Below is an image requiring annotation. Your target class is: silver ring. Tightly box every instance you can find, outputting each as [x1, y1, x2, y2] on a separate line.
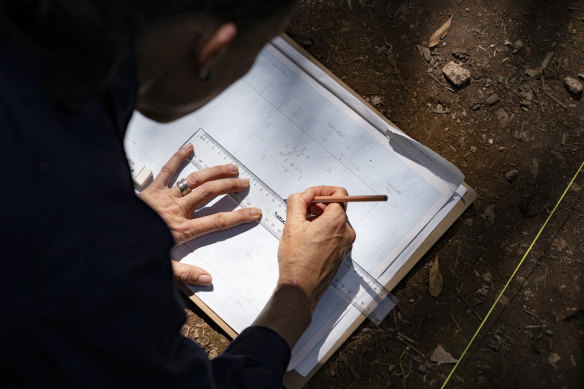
[177, 178, 191, 196]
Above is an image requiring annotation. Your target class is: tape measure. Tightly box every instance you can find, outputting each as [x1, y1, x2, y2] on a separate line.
[182, 128, 398, 325]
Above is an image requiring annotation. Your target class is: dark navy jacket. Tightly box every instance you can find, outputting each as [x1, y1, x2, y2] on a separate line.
[0, 41, 290, 388]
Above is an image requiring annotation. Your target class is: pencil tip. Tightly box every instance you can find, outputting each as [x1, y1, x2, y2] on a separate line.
[383, 195, 388, 201]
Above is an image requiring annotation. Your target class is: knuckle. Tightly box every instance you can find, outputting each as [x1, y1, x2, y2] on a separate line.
[176, 266, 192, 283]
[160, 165, 174, 175]
[213, 213, 229, 230]
[188, 172, 202, 187]
[199, 182, 212, 198]
[348, 228, 356, 244]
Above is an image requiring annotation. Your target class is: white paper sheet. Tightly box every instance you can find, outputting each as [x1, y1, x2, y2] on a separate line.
[124, 37, 464, 375]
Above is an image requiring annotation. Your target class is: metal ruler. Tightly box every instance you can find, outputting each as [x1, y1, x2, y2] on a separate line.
[182, 128, 398, 325]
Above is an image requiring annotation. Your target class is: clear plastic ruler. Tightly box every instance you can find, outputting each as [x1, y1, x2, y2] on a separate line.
[182, 128, 398, 325]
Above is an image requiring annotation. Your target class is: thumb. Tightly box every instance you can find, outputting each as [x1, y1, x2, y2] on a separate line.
[286, 188, 315, 222]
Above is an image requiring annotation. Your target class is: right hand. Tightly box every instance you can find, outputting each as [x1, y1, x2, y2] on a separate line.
[277, 186, 356, 310]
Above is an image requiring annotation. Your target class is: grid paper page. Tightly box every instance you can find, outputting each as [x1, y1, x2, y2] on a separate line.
[124, 39, 461, 373]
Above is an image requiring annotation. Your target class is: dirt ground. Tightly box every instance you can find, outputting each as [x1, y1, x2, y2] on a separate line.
[180, 0, 584, 387]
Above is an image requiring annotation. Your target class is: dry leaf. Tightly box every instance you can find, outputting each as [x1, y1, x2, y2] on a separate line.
[429, 256, 443, 297]
[431, 345, 458, 365]
[428, 15, 453, 48]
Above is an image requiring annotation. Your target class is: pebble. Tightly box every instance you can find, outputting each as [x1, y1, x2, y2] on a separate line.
[495, 108, 509, 127]
[486, 93, 500, 106]
[481, 272, 492, 283]
[418, 364, 427, 373]
[442, 61, 471, 88]
[564, 76, 583, 98]
[499, 146, 506, 152]
[477, 376, 488, 385]
[505, 169, 519, 183]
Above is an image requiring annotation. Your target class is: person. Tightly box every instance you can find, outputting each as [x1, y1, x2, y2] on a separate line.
[1, 1, 356, 388]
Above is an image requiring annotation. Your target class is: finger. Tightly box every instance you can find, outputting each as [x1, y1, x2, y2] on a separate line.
[286, 188, 315, 222]
[152, 143, 193, 189]
[309, 203, 325, 216]
[309, 185, 349, 197]
[170, 163, 239, 197]
[310, 186, 349, 216]
[179, 207, 261, 240]
[171, 260, 212, 286]
[180, 178, 250, 211]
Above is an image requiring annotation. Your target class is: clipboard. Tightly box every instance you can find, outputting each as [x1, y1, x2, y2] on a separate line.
[176, 34, 476, 388]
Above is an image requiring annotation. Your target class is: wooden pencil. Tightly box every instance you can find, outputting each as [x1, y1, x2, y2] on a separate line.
[311, 195, 388, 203]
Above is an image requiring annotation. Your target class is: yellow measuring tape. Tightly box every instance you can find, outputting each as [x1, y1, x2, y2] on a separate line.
[441, 161, 584, 388]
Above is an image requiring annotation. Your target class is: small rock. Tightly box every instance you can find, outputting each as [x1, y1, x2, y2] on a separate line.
[570, 183, 582, 192]
[422, 46, 431, 62]
[564, 77, 583, 99]
[482, 204, 496, 224]
[499, 295, 510, 306]
[442, 61, 471, 88]
[495, 108, 509, 127]
[470, 146, 477, 153]
[481, 272, 492, 283]
[471, 103, 482, 111]
[486, 93, 500, 106]
[476, 285, 489, 296]
[513, 40, 523, 54]
[524, 66, 542, 78]
[505, 169, 519, 183]
[302, 40, 312, 47]
[371, 95, 384, 106]
[477, 376, 488, 386]
[418, 364, 428, 373]
[547, 352, 561, 368]
[499, 146, 506, 152]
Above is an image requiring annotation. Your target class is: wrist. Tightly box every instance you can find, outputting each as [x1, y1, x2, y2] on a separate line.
[252, 283, 313, 349]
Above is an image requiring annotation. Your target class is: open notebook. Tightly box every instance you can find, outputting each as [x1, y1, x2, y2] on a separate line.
[125, 35, 474, 386]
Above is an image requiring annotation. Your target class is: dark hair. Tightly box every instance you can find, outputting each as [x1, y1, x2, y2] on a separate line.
[0, 0, 295, 109]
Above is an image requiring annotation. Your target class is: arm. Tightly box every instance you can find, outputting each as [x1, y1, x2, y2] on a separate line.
[254, 186, 356, 348]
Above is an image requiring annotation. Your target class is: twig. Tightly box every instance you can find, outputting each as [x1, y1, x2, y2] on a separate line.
[478, 45, 492, 58]
[450, 313, 467, 342]
[397, 331, 418, 346]
[396, 335, 425, 357]
[541, 77, 567, 110]
[458, 293, 483, 321]
[521, 308, 547, 323]
[429, 73, 455, 92]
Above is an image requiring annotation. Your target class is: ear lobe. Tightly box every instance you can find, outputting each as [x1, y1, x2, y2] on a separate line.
[198, 22, 238, 79]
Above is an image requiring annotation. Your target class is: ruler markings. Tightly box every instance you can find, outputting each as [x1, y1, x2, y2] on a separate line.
[183, 128, 397, 324]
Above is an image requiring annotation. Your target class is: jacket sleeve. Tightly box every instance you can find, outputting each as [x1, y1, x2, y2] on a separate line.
[211, 326, 291, 389]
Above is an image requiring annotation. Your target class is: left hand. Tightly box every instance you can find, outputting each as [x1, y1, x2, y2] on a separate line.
[138, 143, 262, 285]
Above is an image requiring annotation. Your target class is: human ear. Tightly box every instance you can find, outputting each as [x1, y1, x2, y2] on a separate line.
[198, 22, 237, 80]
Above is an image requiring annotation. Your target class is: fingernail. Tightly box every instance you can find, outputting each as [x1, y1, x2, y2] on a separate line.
[229, 164, 238, 173]
[250, 207, 262, 217]
[197, 275, 212, 285]
[181, 143, 193, 152]
[240, 178, 250, 186]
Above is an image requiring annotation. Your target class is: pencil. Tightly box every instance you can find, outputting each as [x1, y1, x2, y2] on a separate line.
[311, 195, 388, 203]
